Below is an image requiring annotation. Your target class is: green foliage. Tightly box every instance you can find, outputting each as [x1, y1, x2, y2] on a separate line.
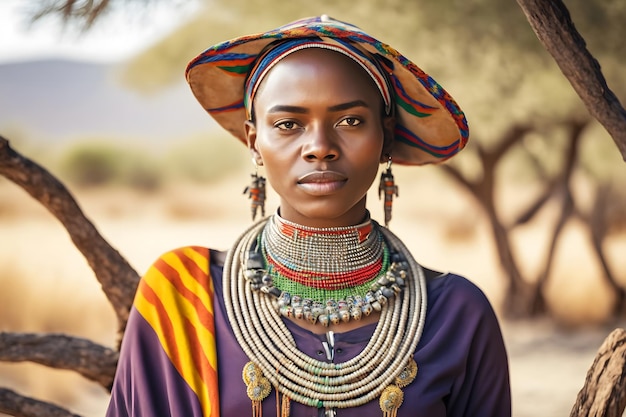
[55, 132, 247, 189]
[578, 122, 626, 182]
[164, 132, 247, 183]
[59, 140, 163, 190]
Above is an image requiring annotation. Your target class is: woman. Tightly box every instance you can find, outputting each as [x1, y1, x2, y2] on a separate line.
[107, 16, 511, 417]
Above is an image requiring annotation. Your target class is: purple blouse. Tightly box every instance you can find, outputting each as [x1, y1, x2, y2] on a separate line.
[108, 248, 511, 417]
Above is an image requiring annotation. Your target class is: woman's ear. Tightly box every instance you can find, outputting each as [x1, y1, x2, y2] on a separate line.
[245, 120, 263, 165]
[380, 115, 395, 163]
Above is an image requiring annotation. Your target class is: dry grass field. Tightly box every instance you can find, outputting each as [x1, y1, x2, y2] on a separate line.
[1, 167, 625, 417]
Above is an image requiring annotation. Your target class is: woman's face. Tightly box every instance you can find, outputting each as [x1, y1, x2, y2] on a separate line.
[246, 48, 394, 228]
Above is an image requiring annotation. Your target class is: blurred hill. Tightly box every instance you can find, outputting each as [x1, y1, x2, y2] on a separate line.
[0, 59, 216, 144]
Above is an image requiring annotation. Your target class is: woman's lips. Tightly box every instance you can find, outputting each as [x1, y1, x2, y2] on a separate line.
[297, 171, 347, 194]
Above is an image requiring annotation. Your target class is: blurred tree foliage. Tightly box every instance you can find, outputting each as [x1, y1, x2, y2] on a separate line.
[59, 140, 163, 190]
[25, 0, 626, 319]
[54, 132, 246, 189]
[120, 0, 625, 128]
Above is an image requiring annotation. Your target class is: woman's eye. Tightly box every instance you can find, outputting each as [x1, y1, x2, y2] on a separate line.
[276, 121, 299, 130]
[337, 117, 361, 127]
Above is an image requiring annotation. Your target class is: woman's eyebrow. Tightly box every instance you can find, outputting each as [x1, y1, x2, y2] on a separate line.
[267, 105, 309, 114]
[328, 100, 369, 112]
[266, 100, 370, 115]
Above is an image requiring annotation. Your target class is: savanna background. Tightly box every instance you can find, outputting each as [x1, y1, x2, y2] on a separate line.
[1, 0, 626, 416]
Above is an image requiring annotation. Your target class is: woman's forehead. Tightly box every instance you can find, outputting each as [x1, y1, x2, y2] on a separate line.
[254, 48, 383, 107]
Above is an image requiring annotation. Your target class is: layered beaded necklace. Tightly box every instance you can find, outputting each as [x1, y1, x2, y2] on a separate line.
[248, 214, 409, 326]
[223, 214, 428, 417]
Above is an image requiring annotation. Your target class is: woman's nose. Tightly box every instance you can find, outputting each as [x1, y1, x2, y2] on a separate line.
[302, 126, 339, 161]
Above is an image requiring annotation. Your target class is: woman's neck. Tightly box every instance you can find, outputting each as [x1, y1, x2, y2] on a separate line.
[276, 202, 370, 229]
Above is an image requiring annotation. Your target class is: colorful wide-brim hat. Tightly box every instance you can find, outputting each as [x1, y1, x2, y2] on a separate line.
[186, 15, 469, 165]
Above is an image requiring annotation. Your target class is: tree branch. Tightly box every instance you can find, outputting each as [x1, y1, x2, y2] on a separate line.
[0, 136, 139, 337]
[516, 0, 626, 161]
[491, 123, 533, 164]
[0, 332, 118, 389]
[0, 388, 81, 417]
[28, 0, 112, 29]
[510, 180, 556, 226]
[585, 184, 626, 315]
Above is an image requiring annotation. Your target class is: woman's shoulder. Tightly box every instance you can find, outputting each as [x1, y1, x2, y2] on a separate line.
[424, 267, 497, 316]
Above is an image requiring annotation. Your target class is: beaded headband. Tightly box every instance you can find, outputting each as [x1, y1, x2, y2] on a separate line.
[243, 37, 393, 120]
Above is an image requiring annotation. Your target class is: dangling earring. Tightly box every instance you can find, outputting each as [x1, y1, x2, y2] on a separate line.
[243, 158, 266, 221]
[378, 155, 398, 227]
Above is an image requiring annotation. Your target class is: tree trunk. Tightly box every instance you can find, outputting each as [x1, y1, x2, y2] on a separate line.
[570, 328, 626, 417]
[487, 206, 542, 318]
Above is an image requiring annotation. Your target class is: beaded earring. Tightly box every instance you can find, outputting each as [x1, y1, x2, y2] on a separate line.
[243, 158, 266, 220]
[378, 156, 398, 227]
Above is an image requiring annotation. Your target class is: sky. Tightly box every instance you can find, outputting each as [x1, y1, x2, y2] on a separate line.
[0, 0, 200, 64]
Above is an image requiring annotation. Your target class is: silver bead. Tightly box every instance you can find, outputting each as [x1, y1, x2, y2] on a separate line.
[377, 275, 390, 286]
[262, 274, 273, 286]
[244, 269, 257, 280]
[277, 292, 291, 307]
[339, 309, 351, 322]
[350, 307, 362, 321]
[246, 252, 265, 269]
[280, 305, 293, 318]
[376, 291, 388, 306]
[382, 287, 394, 298]
[304, 310, 314, 323]
[292, 295, 303, 307]
[361, 303, 373, 316]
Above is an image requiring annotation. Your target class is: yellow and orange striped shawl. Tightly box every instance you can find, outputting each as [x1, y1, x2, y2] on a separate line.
[133, 246, 220, 416]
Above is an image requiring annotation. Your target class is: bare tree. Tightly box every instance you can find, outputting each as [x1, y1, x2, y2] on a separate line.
[440, 117, 625, 318]
[0, 136, 138, 416]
